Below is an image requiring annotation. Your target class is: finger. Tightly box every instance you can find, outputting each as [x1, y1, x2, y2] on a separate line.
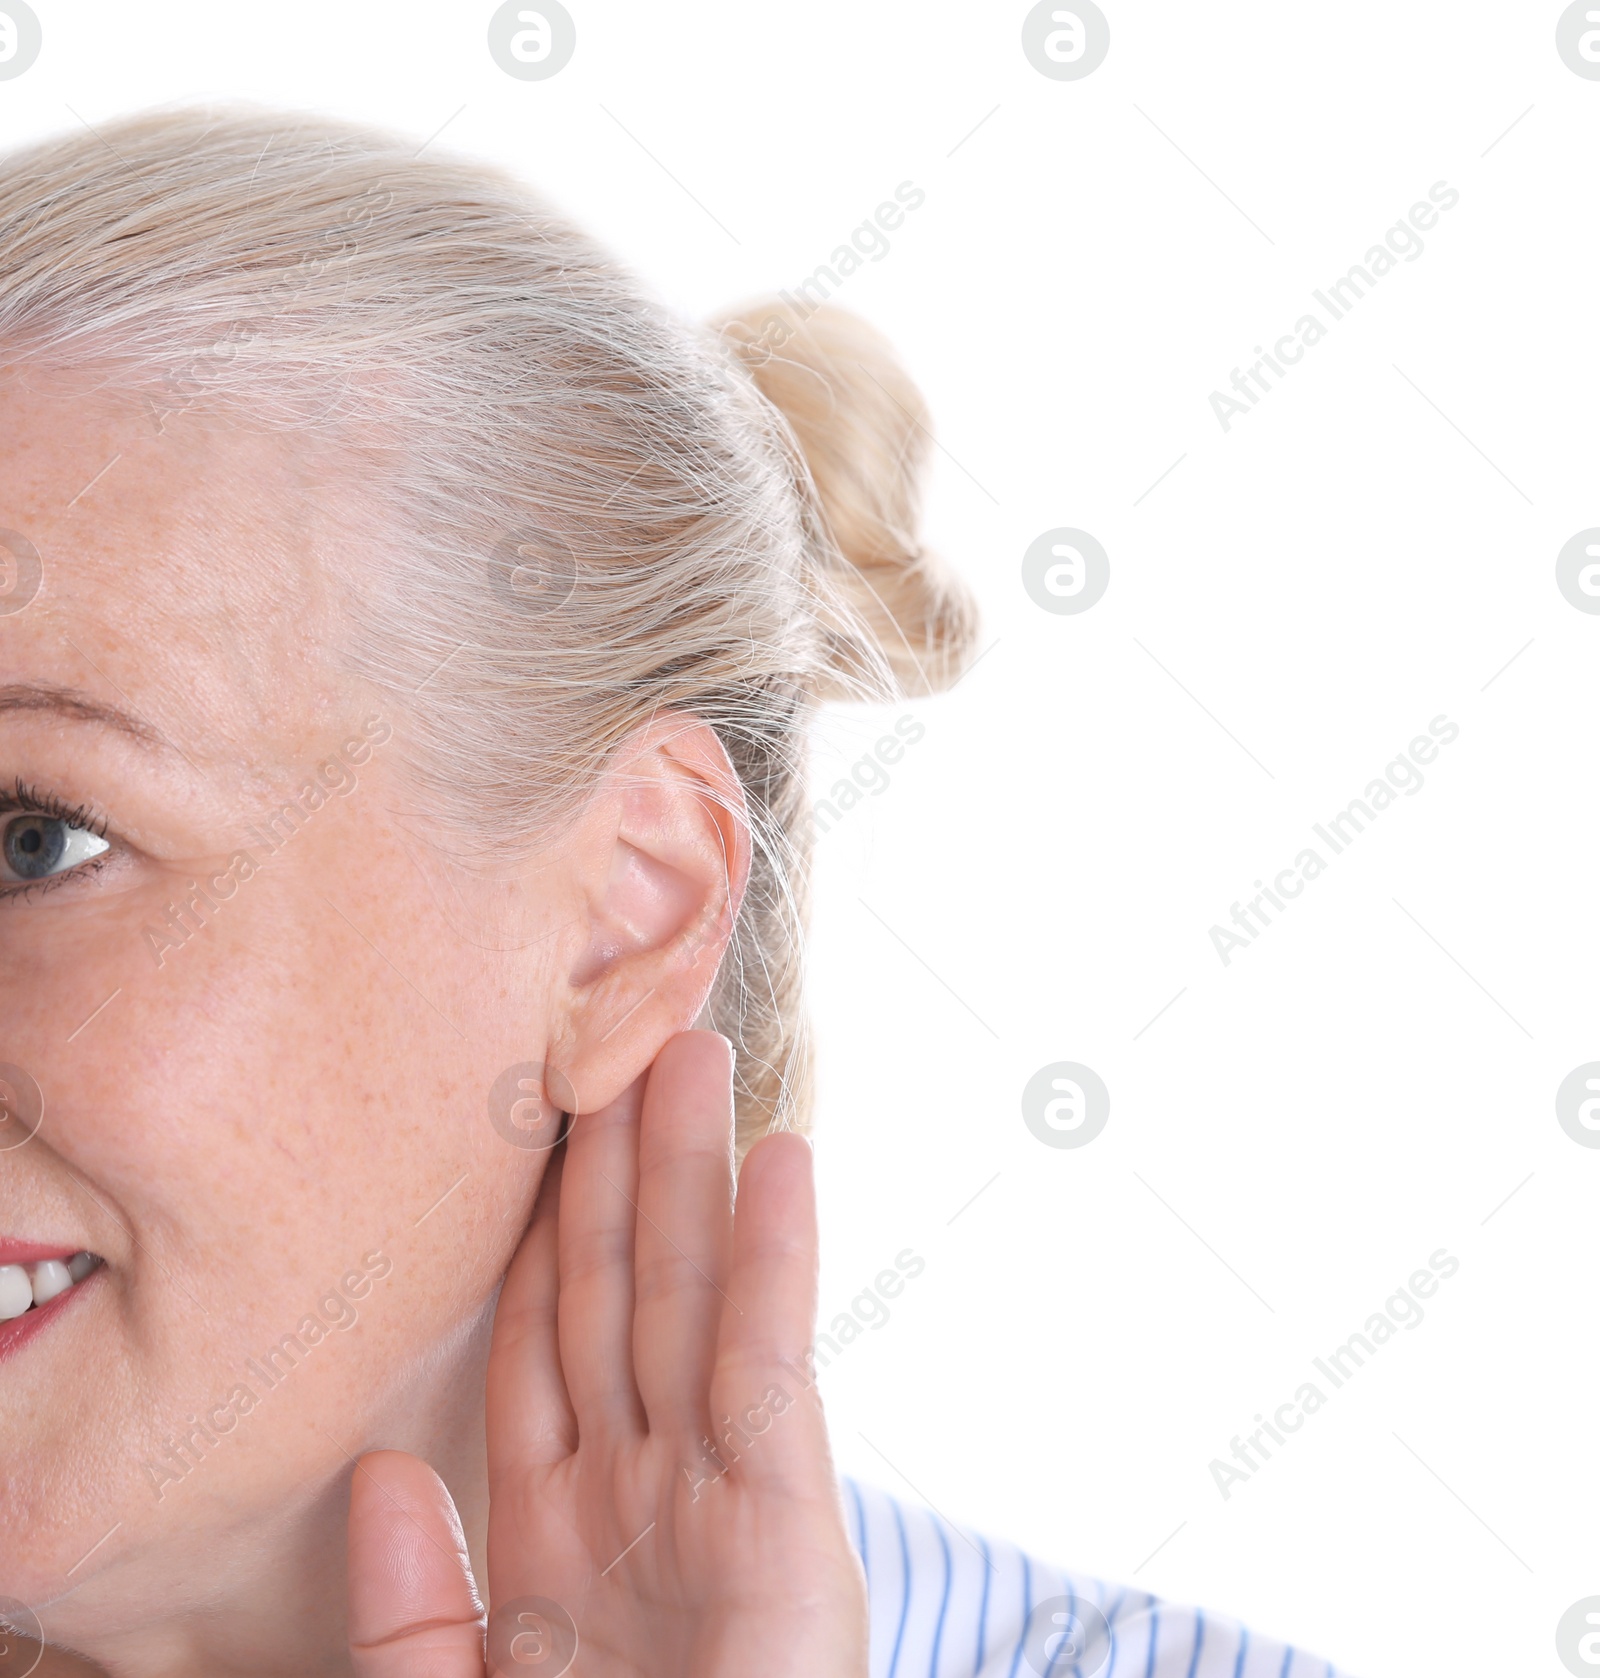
[632, 1031, 737, 1435]
[347, 1450, 486, 1678]
[556, 1076, 647, 1436]
[487, 1149, 578, 1479]
[710, 1132, 835, 1495]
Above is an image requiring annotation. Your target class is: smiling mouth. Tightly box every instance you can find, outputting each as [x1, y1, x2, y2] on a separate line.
[0, 1251, 101, 1321]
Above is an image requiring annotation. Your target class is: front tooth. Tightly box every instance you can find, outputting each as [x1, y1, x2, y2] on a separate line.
[0, 1265, 31, 1319]
[67, 1252, 96, 1283]
[29, 1260, 72, 1307]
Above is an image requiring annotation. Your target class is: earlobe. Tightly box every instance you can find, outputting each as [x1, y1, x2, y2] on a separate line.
[554, 717, 750, 1112]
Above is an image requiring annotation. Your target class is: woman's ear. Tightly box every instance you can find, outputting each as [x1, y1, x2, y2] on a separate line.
[549, 715, 750, 1111]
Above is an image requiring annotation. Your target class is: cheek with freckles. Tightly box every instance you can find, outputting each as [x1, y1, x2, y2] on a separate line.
[0, 785, 554, 1606]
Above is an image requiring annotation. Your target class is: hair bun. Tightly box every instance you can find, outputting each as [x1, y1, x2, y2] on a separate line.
[712, 298, 979, 699]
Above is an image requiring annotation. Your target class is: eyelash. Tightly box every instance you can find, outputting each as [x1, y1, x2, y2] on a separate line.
[0, 780, 115, 902]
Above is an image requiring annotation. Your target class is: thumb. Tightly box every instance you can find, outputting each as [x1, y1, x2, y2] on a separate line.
[347, 1450, 486, 1678]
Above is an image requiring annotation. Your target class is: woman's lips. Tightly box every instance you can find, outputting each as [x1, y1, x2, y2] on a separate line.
[0, 1246, 103, 1364]
[0, 1261, 98, 1363]
[0, 1239, 85, 1266]
[0, 1251, 97, 1315]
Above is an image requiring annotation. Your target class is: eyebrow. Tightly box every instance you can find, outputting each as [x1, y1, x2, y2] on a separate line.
[0, 682, 167, 749]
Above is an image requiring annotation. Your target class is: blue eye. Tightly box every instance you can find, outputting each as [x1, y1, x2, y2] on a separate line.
[1, 813, 109, 883]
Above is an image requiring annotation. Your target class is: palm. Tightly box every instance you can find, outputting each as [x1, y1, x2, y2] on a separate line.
[347, 1033, 868, 1678]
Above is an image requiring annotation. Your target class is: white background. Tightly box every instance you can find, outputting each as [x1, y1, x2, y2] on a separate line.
[4, 4, 1595, 1674]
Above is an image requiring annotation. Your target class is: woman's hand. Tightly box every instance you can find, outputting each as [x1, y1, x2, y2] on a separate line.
[345, 1030, 869, 1677]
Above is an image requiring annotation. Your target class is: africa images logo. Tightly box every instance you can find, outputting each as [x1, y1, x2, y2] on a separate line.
[1021, 2, 1111, 80]
[1208, 184, 1460, 433]
[1208, 717, 1459, 966]
[0, 2, 41, 80]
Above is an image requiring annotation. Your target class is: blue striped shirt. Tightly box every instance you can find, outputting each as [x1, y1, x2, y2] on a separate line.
[846, 1480, 1348, 1678]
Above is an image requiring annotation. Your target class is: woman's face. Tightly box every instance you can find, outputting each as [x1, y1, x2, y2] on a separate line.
[0, 370, 598, 1638]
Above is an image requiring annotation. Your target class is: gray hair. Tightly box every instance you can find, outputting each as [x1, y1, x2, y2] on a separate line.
[0, 106, 977, 1150]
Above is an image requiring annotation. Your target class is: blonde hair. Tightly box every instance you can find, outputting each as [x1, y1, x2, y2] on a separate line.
[0, 107, 978, 1152]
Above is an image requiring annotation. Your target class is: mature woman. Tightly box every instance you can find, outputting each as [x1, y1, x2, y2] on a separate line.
[0, 108, 1343, 1677]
